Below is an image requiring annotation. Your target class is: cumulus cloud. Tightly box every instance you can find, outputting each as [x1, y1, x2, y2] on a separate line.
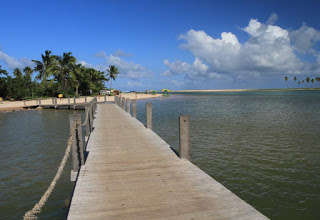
[80, 52, 153, 79]
[114, 49, 133, 58]
[0, 50, 33, 69]
[163, 14, 320, 82]
[290, 24, 320, 53]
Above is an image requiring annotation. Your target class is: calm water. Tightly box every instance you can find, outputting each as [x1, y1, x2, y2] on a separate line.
[136, 90, 320, 220]
[0, 109, 85, 219]
[1, 91, 320, 219]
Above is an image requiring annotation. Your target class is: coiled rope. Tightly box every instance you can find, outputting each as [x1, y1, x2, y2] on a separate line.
[23, 121, 78, 220]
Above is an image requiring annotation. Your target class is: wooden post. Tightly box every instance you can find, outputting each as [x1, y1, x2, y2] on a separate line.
[73, 96, 76, 110]
[90, 102, 94, 130]
[132, 99, 137, 118]
[38, 98, 41, 107]
[85, 105, 90, 138]
[146, 103, 152, 129]
[126, 98, 130, 114]
[89, 103, 93, 132]
[54, 97, 57, 109]
[24, 100, 26, 107]
[179, 115, 190, 160]
[68, 97, 70, 104]
[69, 114, 85, 180]
[85, 96, 87, 104]
[122, 97, 125, 109]
[52, 97, 54, 104]
[104, 95, 106, 103]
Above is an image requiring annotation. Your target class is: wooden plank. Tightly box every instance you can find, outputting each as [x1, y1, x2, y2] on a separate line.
[68, 103, 268, 220]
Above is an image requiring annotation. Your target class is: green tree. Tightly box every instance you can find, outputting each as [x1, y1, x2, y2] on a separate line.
[53, 52, 76, 97]
[106, 65, 119, 92]
[23, 66, 34, 98]
[284, 76, 288, 88]
[13, 68, 23, 78]
[306, 77, 310, 88]
[32, 50, 56, 96]
[0, 65, 8, 76]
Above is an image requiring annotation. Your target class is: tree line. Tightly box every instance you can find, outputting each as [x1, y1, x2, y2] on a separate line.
[284, 76, 320, 88]
[0, 50, 119, 100]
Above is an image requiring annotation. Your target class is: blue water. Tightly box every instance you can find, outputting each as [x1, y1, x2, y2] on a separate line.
[0, 91, 319, 219]
[136, 90, 320, 219]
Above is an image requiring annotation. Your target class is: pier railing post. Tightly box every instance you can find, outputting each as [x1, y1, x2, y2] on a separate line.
[24, 100, 26, 107]
[69, 114, 85, 181]
[54, 97, 57, 109]
[73, 96, 76, 110]
[38, 98, 41, 107]
[146, 103, 152, 129]
[122, 97, 125, 109]
[126, 98, 130, 114]
[179, 115, 190, 160]
[85, 96, 87, 104]
[52, 97, 54, 104]
[85, 105, 90, 138]
[90, 102, 94, 131]
[132, 99, 137, 118]
[104, 95, 106, 103]
[89, 103, 93, 132]
[68, 97, 70, 104]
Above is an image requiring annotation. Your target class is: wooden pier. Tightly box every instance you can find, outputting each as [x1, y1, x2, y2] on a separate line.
[67, 100, 268, 219]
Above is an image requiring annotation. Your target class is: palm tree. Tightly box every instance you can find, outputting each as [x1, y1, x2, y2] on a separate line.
[0, 65, 8, 76]
[13, 68, 23, 78]
[311, 78, 315, 88]
[306, 77, 310, 88]
[32, 50, 56, 96]
[53, 52, 76, 97]
[293, 76, 297, 88]
[106, 65, 119, 92]
[23, 66, 33, 79]
[284, 76, 288, 88]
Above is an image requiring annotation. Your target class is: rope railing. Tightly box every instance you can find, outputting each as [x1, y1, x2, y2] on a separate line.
[23, 96, 98, 219]
[23, 121, 78, 220]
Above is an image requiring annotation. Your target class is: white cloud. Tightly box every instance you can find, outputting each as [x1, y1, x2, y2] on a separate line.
[290, 24, 320, 53]
[164, 14, 317, 81]
[80, 52, 153, 79]
[114, 49, 133, 58]
[127, 81, 142, 86]
[0, 50, 33, 69]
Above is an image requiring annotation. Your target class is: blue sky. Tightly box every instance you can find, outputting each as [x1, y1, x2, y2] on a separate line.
[1, 0, 320, 90]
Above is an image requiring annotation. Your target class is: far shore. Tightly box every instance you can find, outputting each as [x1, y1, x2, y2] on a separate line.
[173, 88, 320, 92]
[0, 93, 162, 113]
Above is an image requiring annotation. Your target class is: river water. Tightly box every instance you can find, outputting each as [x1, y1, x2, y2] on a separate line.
[1, 91, 320, 219]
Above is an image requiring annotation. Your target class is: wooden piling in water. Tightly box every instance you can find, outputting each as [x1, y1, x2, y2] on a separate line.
[69, 114, 84, 181]
[132, 99, 137, 118]
[179, 115, 190, 160]
[146, 103, 152, 129]
[126, 98, 130, 114]
[73, 97, 76, 110]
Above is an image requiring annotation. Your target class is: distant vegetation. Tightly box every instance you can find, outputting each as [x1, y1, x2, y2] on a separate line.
[0, 50, 119, 100]
[284, 76, 320, 89]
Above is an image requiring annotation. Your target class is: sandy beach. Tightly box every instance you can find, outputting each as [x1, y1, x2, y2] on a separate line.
[0, 93, 162, 113]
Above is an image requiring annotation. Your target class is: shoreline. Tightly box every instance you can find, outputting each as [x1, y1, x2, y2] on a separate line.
[0, 94, 162, 113]
[173, 88, 320, 92]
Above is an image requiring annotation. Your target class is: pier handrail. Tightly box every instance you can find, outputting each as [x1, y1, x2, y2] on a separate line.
[23, 97, 97, 220]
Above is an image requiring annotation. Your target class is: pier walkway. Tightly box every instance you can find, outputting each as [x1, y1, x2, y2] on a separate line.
[67, 103, 268, 219]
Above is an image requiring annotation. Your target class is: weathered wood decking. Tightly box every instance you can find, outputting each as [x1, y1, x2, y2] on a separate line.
[68, 103, 268, 220]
